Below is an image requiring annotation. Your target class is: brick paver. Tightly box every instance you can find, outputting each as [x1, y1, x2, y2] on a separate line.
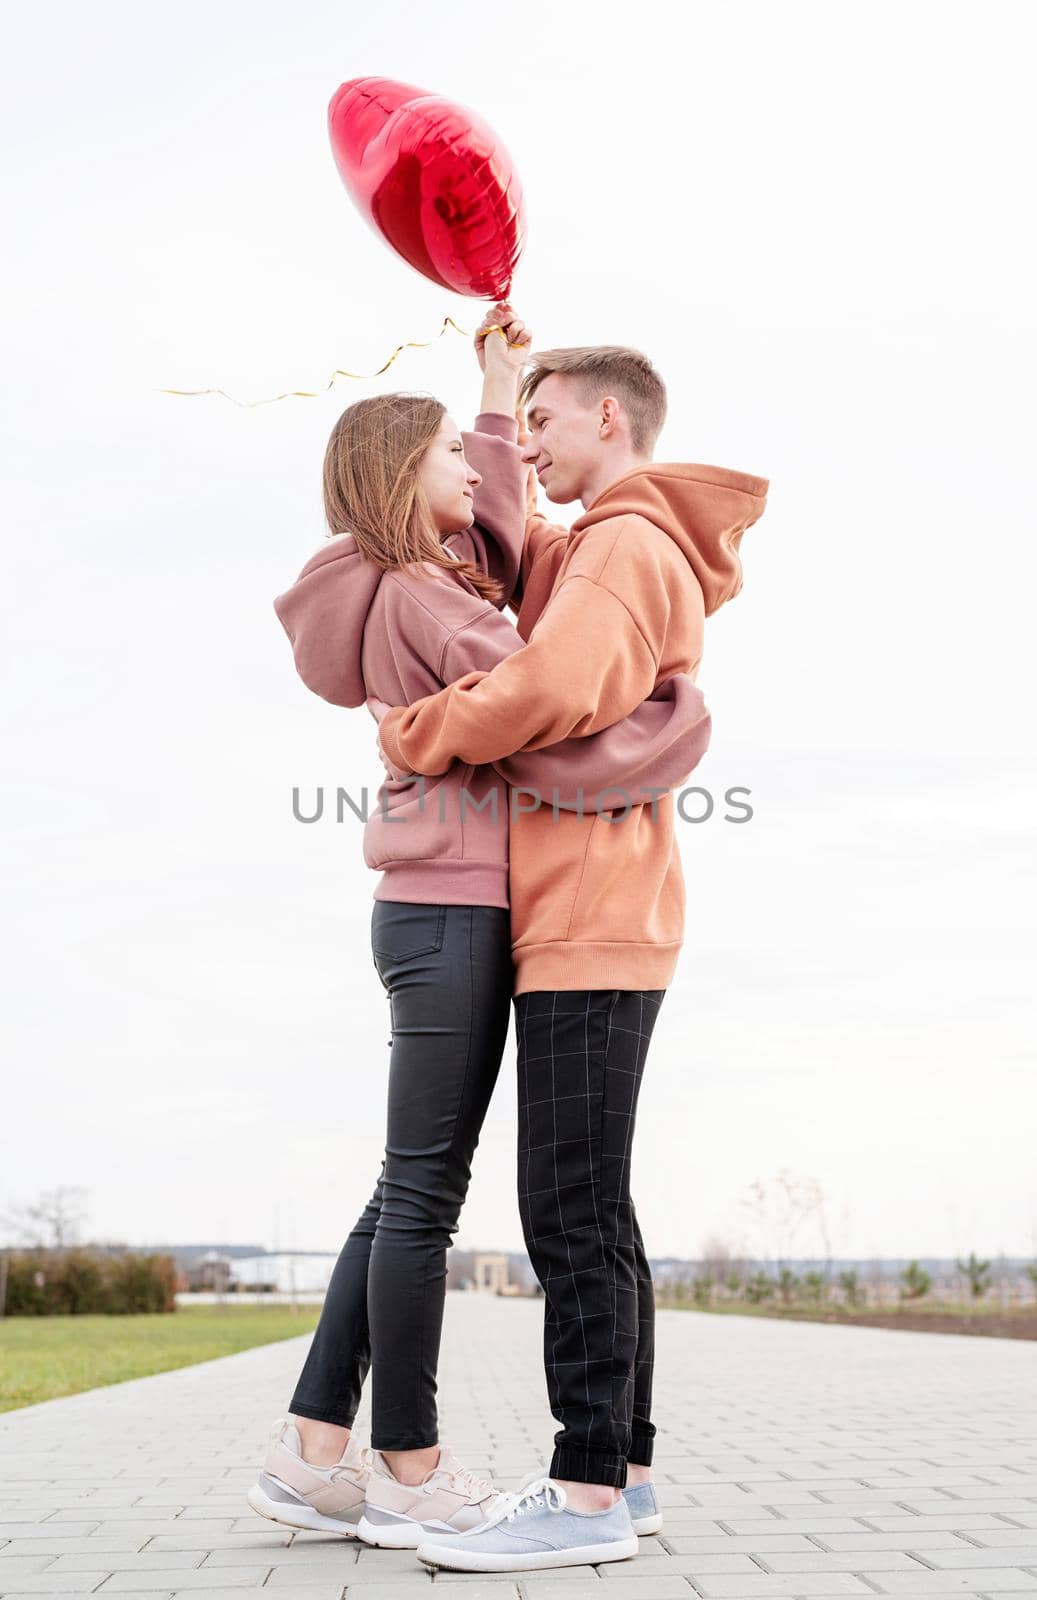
[1, 1295, 1035, 1598]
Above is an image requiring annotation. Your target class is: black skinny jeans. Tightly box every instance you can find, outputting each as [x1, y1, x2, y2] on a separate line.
[289, 901, 513, 1450]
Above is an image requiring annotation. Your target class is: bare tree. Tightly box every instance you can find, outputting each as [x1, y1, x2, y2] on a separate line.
[699, 1232, 751, 1284]
[1, 1187, 89, 1249]
[738, 1169, 830, 1270]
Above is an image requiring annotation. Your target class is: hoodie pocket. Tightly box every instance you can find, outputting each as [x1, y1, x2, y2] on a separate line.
[363, 772, 464, 874]
[363, 765, 508, 880]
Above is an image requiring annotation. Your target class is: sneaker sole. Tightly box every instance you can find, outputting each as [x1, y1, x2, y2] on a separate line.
[356, 1512, 425, 1549]
[630, 1511, 664, 1535]
[246, 1481, 362, 1538]
[416, 1534, 639, 1572]
[357, 1509, 472, 1549]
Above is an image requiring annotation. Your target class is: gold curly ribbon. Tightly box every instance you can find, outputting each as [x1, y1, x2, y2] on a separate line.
[157, 315, 521, 408]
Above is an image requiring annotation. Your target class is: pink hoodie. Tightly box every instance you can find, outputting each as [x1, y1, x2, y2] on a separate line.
[273, 414, 712, 908]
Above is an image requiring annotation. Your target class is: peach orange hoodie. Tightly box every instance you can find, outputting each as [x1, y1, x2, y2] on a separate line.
[379, 458, 769, 993]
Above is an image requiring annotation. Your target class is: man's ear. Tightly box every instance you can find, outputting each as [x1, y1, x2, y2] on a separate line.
[598, 395, 622, 438]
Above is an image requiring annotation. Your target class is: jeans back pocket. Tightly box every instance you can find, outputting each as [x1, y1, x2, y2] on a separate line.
[371, 901, 447, 963]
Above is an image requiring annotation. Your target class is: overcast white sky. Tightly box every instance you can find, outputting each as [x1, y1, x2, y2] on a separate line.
[2, 0, 1034, 1266]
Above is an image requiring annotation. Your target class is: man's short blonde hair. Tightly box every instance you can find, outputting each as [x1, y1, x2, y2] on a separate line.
[518, 345, 667, 454]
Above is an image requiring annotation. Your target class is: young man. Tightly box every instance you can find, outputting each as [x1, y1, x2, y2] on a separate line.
[376, 328, 769, 1574]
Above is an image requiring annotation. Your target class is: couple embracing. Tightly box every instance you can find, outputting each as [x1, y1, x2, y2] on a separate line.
[249, 304, 768, 1574]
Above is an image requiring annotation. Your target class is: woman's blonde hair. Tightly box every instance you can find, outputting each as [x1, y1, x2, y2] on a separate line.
[322, 392, 502, 604]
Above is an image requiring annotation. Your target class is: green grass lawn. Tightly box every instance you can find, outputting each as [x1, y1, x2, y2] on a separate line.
[0, 1304, 321, 1413]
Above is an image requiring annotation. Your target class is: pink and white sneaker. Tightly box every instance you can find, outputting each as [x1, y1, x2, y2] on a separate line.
[246, 1417, 370, 1536]
[357, 1444, 508, 1548]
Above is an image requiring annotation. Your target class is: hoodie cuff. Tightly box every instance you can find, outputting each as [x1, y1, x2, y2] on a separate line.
[378, 706, 408, 774]
[473, 411, 519, 443]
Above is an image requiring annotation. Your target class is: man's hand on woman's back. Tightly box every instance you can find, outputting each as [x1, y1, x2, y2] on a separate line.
[366, 695, 412, 782]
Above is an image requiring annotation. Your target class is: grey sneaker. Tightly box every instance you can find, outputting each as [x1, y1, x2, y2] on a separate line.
[246, 1417, 369, 1536]
[416, 1476, 638, 1572]
[623, 1479, 663, 1534]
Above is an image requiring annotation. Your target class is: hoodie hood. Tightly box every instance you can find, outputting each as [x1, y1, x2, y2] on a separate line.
[272, 413, 522, 709]
[573, 462, 769, 616]
[273, 533, 384, 708]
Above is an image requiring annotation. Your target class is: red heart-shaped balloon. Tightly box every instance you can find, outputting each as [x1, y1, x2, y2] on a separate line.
[328, 76, 526, 299]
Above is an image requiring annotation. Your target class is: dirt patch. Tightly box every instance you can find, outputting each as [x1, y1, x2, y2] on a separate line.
[741, 1307, 1037, 1340]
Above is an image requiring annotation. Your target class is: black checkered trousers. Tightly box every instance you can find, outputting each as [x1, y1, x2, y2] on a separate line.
[514, 987, 665, 1487]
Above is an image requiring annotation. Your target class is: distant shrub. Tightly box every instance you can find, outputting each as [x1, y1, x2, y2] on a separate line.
[801, 1270, 828, 1304]
[108, 1251, 178, 1313]
[1, 1249, 178, 1315]
[837, 1268, 863, 1307]
[900, 1260, 932, 1301]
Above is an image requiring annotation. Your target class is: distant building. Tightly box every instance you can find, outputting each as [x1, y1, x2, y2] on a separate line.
[184, 1250, 233, 1293]
[228, 1252, 338, 1294]
[471, 1253, 519, 1295]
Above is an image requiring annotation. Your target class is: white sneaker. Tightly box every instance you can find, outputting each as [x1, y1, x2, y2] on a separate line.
[246, 1417, 369, 1536]
[357, 1444, 507, 1548]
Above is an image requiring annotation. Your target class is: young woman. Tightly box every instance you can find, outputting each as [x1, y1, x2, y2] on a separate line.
[248, 306, 710, 1548]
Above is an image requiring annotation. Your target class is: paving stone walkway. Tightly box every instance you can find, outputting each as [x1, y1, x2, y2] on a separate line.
[2, 1294, 1036, 1600]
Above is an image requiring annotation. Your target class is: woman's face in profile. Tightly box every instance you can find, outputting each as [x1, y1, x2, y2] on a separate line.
[417, 413, 482, 534]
